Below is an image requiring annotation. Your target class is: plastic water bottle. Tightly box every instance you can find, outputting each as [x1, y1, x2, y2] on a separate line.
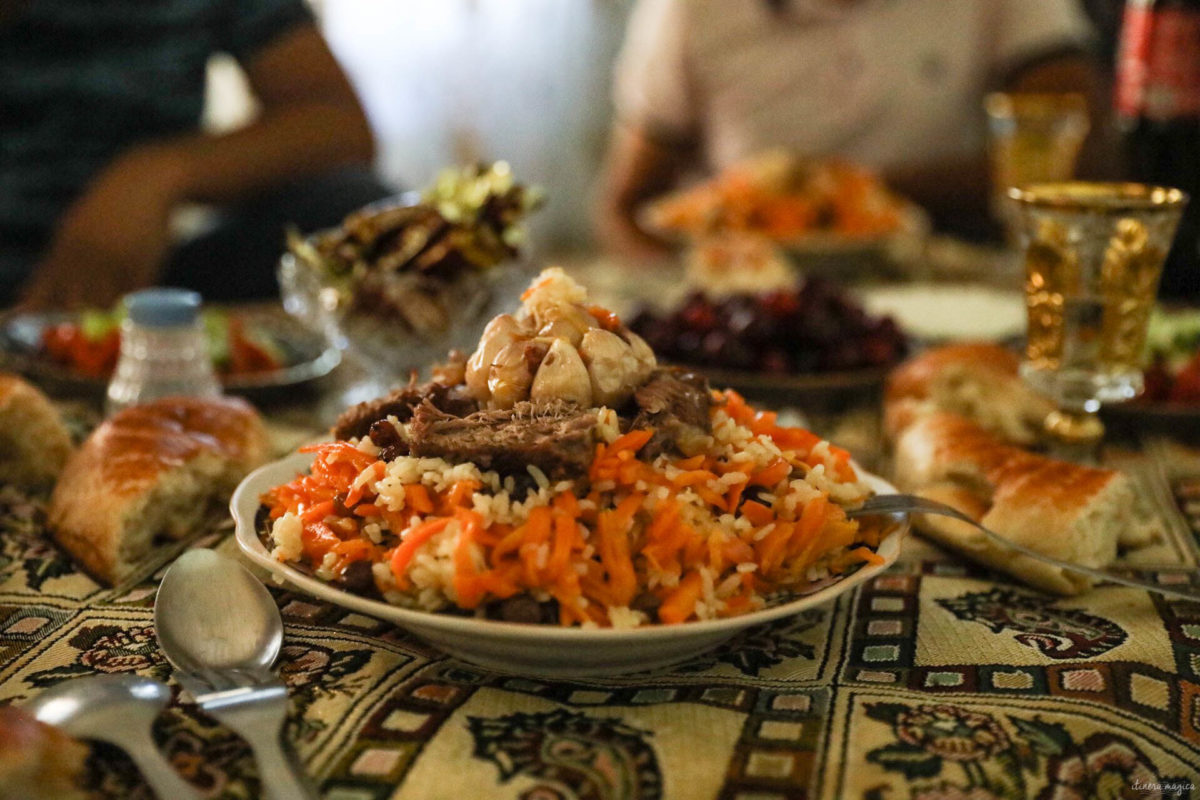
[105, 288, 222, 414]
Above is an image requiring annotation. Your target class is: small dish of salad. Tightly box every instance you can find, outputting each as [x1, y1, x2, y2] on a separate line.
[1, 306, 340, 398]
[1102, 306, 1200, 440]
[1140, 308, 1200, 406]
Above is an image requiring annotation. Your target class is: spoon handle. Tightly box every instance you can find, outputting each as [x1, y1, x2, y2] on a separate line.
[125, 737, 204, 800]
[242, 728, 320, 800]
[178, 673, 319, 800]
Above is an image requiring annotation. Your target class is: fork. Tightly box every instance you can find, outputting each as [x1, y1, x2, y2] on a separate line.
[175, 668, 318, 800]
[847, 493, 1200, 601]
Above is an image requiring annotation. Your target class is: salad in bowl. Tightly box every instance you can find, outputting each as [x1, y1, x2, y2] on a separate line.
[279, 162, 543, 380]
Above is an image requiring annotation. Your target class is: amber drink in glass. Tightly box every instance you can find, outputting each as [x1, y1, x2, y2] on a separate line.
[986, 93, 1090, 244]
[1011, 182, 1187, 446]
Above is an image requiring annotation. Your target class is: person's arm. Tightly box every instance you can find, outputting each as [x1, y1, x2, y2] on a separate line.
[594, 0, 697, 260]
[165, 21, 375, 205]
[594, 125, 692, 260]
[20, 22, 374, 310]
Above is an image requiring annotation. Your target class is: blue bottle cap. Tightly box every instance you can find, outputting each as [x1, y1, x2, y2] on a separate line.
[123, 288, 202, 327]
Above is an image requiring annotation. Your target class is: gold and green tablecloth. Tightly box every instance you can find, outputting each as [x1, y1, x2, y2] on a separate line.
[3, 420, 1200, 799]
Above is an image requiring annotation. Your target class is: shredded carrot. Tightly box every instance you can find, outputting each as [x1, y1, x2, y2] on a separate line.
[491, 525, 529, 563]
[674, 454, 707, 470]
[597, 496, 640, 606]
[547, 512, 577, 580]
[330, 538, 376, 574]
[722, 537, 755, 565]
[723, 595, 753, 614]
[390, 517, 453, 587]
[725, 481, 747, 513]
[587, 305, 622, 331]
[827, 446, 858, 482]
[757, 521, 795, 575]
[519, 507, 553, 585]
[301, 521, 341, 560]
[609, 428, 654, 455]
[722, 391, 755, 425]
[694, 485, 728, 512]
[404, 484, 435, 514]
[452, 509, 485, 608]
[344, 461, 385, 507]
[789, 496, 831, 568]
[849, 546, 885, 566]
[672, 470, 719, 488]
[741, 500, 774, 527]
[553, 491, 580, 517]
[301, 500, 335, 524]
[443, 479, 481, 510]
[750, 458, 791, 488]
[659, 571, 704, 624]
[332, 539, 373, 560]
[478, 562, 523, 599]
[262, 388, 888, 628]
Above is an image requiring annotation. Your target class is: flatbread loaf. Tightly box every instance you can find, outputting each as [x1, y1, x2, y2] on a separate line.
[0, 373, 73, 490]
[49, 396, 269, 584]
[883, 342, 1054, 445]
[893, 412, 1162, 595]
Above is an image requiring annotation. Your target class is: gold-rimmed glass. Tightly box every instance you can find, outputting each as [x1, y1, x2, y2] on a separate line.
[1011, 182, 1188, 451]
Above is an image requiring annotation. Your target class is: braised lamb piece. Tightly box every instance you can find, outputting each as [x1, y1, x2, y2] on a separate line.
[370, 400, 598, 481]
[333, 379, 479, 440]
[332, 270, 724, 483]
[629, 368, 714, 458]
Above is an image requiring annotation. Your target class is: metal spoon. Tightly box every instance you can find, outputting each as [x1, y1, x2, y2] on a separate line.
[155, 548, 282, 677]
[848, 493, 1199, 600]
[154, 548, 317, 800]
[24, 674, 201, 800]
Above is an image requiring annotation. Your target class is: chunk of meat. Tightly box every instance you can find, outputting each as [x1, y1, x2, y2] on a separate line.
[333, 380, 478, 440]
[402, 399, 598, 480]
[631, 368, 713, 458]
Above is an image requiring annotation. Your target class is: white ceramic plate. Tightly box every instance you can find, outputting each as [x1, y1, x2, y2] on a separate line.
[858, 283, 1027, 343]
[233, 451, 906, 678]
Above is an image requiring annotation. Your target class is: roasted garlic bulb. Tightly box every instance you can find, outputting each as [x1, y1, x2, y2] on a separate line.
[465, 268, 656, 409]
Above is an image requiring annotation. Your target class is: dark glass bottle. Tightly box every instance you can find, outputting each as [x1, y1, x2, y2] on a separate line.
[1114, 0, 1200, 298]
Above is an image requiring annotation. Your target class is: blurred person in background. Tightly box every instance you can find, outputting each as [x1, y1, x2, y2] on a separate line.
[0, 0, 384, 310]
[596, 0, 1112, 259]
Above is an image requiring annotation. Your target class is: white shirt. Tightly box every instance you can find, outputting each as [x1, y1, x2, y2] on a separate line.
[613, 0, 1094, 172]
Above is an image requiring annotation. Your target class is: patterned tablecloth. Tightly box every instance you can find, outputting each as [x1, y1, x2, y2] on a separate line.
[3, 413, 1200, 799]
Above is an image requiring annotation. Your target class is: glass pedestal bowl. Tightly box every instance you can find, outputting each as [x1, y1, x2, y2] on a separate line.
[278, 230, 534, 408]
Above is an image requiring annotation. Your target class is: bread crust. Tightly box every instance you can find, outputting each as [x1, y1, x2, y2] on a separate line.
[48, 396, 269, 584]
[894, 412, 1157, 594]
[887, 343, 1023, 402]
[0, 373, 73, 489]
[883, 342, 1053, 445]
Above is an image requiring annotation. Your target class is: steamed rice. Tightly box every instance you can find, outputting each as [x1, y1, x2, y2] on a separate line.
[262, 390, 886, 628]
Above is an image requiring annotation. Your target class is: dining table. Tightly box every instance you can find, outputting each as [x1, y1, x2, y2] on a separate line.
[2, 249, 1199, 800]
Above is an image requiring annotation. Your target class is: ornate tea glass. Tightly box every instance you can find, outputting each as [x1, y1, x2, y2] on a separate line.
[1011, 182, 1188, 448]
